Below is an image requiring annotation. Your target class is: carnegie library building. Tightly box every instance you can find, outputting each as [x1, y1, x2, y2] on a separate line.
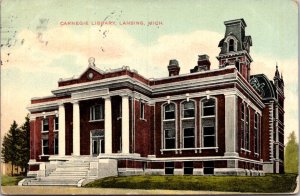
[23, 19, 285, 186]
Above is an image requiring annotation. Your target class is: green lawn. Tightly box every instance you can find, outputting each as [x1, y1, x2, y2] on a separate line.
[85, 173, 298, 193]
[1, 175, 25, 186]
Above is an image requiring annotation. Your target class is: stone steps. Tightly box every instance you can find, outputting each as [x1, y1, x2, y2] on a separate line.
[24, 159, 92, 186]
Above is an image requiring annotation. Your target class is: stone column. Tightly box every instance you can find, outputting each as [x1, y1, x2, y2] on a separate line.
[58, 103, 66, 156]
[72, 101, 80, 156]
[224, 93, 239, 157]
[121, 95, 130, 154]
[104, 96, 112, 154]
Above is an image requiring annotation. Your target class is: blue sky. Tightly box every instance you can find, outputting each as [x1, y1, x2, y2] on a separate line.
[1, 0, 298, 143]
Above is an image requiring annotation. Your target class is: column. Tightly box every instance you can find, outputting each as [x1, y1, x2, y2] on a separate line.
[72, 101, 80, 156]
[58, 103, 66, 156]
[122, 95, 130, 154]
[104, 96, 112, 154]
[224, 93, 239, 157]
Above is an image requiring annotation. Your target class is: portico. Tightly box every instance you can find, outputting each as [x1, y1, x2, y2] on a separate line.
[56, 89, 132, 157]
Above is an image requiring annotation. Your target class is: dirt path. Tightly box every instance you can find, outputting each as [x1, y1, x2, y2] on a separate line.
[2, 186, 240, 195]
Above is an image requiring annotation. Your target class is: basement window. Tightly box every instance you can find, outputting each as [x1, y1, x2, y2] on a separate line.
[203, 161, 214, 175]
[165, 162, 174, 175]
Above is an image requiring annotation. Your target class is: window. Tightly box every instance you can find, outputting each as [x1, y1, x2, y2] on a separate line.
[54, 117, 59, 131]
[183, 128, 195, 148]
[42, 118, 49, 132]
[164, 129, 175, 149]
[183, 101, 195, 118]
[254, 113, 260, 154]
[140, 101, 145, 119]
[241, 103, 245, 149]
[229, 39, 234, 52]
[201, 98, 216, 147]
[235, 61, 240, 71]
[165, 162, 174, 175]
[42, 139, 49, 155]
[90, 104, 104, 121]
[54, 134, 58, 155]
[245, 107, 250, 150]
[164, 103, 175, 120]
[184, 161, 193, 175]
[203, 161, 214, 175]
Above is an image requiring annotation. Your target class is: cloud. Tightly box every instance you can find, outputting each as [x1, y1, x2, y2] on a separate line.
[1, 25, 298, 144]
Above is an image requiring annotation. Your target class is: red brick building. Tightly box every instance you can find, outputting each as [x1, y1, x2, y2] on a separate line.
[26, 19, 284, 181]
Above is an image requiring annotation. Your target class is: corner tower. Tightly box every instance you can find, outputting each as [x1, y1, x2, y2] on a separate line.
[217, 19, 253, 81]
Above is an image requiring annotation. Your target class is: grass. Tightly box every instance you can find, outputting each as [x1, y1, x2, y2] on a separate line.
[85, 173, 298, 193]
[1, 175, 25, 186]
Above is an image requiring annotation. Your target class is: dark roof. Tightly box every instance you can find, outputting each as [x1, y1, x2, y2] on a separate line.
[250, 74, 277, 100]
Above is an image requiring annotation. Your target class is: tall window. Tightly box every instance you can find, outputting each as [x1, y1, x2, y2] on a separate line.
[201, 98, 216, 147]
[241, 103, 245, 149]
[164, 103, 175, 120]
[229, 39, 234, 52]
[183, 128, 195, 148]
[164, 129, 175, 149]
[183, 101, 195, 118]
[54, 117, 59, 131]
[140, 101, 145, 119]
[42, 118, 49, 132]
[42, 139, 49, 155]
[235, 61, 240, 72]
[54, 134, 58, 155]
[245, 107, 250, 150]
[90, 104, 104, 120]
[254, 113, 260, 154]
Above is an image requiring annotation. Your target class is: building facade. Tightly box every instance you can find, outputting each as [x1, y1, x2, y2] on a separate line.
[27, 19, 284, 180]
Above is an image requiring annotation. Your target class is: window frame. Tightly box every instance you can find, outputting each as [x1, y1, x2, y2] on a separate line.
[90, 104, 104, 121]
[140, 101, 145, 119]
[54, 133, 58, 155]
[42, 139, 49, 155]
[54, 117, 59, 131]
[42, 118, 49, 132]
[164, 129, 176, 149]
[164, 103, 176, 120]
[229, 39, 235, 52]
[183, 127, 195, 148]
[200, 97, 217, 148]
[245, 106, 250, 150]
[182, 101, 195, 119]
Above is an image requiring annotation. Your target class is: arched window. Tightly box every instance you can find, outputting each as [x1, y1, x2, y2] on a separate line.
[241, 103, 245, 149]
[162, 103, 177, 150]
[229, 39, 234, 52]
[164, 103, 175, 120]
[245, 107, 250, 150]
[181, 101, 196, 148]
[182, 101, 195, 118]
[254, 113, 260, 154]
[201, 98, 216, 147]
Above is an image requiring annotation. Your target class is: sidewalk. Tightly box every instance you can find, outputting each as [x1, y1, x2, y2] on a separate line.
[1, 186, 240, 195]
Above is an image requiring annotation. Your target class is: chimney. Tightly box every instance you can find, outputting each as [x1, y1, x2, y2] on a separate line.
[190, 54, 211, 73]
[168, 59, 180, 76]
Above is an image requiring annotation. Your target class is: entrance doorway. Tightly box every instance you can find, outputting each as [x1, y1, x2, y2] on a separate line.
[90, 129, 104, 156]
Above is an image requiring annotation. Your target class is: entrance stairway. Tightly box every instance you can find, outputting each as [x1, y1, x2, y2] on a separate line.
[22, 159, 91, 186]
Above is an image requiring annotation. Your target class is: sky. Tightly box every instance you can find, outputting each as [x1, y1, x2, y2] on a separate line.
[1, 0, 298, 144]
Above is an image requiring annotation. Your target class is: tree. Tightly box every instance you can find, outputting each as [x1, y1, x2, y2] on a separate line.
[18, 115, 30, 174]
[1, 121, 20, 176]
[284, 131, 298, 174]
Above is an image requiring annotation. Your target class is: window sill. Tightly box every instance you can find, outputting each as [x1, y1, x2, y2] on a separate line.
[163, 119, 175, 122]
[201, 115, 215, 118]
[160, 147, 219, 154]
[41, 131, 49, 133]
[89, 119, 104, 122]
[117, 117, 122, 120]
[240, 148, 251, 153]
[182, 117, 195, 120]
[254, 153, 259, 157]
[53, 130, 59, 132]
[140, 118, 147, 122]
